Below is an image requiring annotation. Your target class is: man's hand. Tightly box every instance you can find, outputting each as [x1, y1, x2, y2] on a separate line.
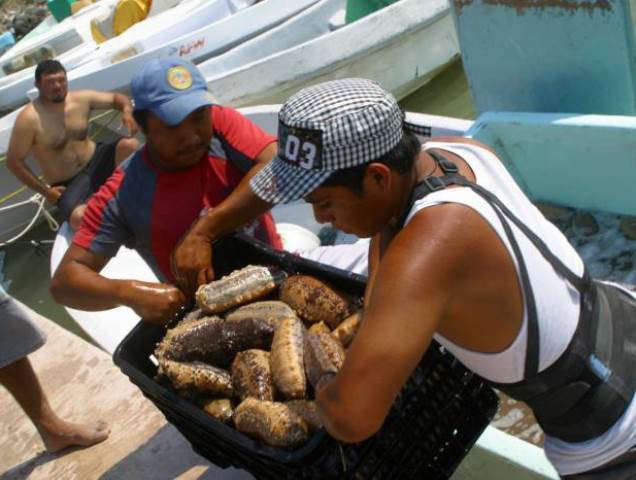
[171, 228, 215, 299]
[45, 185, 66, 204]
[125, 280, 188, 325]
[120, 110, 139, 137]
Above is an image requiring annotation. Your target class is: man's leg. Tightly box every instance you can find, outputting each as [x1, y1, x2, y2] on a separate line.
[68, 204, 87, 230]
[113, 137, 138, 165]
[0, 356, 109, 453]
[65, 137, 137, 229]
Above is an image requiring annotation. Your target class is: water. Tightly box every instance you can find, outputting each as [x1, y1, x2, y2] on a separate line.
[401, 60, 475, 119]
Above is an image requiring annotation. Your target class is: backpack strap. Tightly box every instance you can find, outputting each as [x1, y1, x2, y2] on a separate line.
[399, 149, 589, 377]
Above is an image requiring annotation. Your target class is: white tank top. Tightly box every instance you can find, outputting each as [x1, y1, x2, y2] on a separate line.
[404, 141, 636, 475]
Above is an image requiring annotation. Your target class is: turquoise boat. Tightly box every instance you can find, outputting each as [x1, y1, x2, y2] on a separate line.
[467, 112, 636, 216]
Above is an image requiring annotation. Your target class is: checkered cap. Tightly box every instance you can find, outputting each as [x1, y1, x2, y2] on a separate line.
[250, 78, 405, 203]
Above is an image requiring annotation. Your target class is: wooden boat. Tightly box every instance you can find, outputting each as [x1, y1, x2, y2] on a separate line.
[0, 0, 121, 95]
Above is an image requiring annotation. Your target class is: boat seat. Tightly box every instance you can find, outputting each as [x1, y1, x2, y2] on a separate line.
[145, 0, 180, 17]
[328, 8, 345, 31]
[467, 111, 636, 217]
[90, 8, 117, 43]
[1, 44, 56, 75]
[227, 0, 259, 14]
[453, 0, 636, 116]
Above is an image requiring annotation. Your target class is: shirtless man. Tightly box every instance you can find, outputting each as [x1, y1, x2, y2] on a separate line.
[7, 59, 138, 228]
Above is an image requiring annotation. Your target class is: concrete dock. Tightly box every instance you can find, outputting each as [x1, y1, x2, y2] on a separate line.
[0, 303, 252, 480]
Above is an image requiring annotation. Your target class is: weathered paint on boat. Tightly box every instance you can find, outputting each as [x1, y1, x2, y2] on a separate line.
[467, 112, 636, 216]
[452, 0, 636, 115]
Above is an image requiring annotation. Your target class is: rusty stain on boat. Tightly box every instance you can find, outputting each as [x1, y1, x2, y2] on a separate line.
[454, 0, 611, 16]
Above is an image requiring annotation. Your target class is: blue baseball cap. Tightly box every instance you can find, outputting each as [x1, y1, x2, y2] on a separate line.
[131, 58, 215, 126]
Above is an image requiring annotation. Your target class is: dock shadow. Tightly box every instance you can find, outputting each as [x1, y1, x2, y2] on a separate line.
[0, 447, 79, 480]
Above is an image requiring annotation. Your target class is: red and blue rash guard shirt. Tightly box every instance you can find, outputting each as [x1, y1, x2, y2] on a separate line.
[73, 106, 282, 283]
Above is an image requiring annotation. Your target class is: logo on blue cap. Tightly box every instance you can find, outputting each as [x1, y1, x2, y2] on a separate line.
[131, 58, 214, 126]
[167, 66, 193, 91]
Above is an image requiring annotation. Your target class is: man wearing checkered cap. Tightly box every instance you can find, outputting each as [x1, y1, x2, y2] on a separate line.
[174, 77, 636, 479]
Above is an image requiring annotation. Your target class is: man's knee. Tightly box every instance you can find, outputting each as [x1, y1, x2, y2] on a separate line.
[115, 137, 139, 164]
[69, 204, 87, 230]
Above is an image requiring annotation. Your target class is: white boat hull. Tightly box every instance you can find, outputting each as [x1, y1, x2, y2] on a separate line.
[0, 0, 233, 111]
[53, 0, 320, 95]
[201, 0, 459, 106]
[0, 0, 321, 156]
[0, 0, 121, 110]
[0, 110, 55, 244]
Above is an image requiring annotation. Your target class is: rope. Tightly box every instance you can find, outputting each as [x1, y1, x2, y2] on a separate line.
[0, 194, 59, 248]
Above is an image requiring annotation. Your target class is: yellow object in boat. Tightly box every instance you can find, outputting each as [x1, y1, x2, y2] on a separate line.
[90, 0, 151, 44]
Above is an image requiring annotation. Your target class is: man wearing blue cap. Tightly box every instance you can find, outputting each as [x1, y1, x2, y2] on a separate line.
[172, 78, 636, 479]
[51, 58, 282, 323]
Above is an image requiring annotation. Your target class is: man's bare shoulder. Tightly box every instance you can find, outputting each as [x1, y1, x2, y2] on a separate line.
[13, 103, 39, 131]
[425, 135, 498, 155]
[395, 202, 491, 269]
[71, 89, 112, 104]
[64, 90, 92, 104]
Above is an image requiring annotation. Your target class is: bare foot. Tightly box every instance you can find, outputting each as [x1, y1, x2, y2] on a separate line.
[40, 419, 110, 453]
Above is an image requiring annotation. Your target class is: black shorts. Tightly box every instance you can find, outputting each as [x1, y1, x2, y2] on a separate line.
[54, 138, 121, 221]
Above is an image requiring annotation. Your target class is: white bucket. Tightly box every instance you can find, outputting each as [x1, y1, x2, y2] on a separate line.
[276, 222, 320, 252]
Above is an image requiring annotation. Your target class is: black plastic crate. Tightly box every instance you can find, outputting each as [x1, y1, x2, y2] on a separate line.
[114, 234, 499, 480]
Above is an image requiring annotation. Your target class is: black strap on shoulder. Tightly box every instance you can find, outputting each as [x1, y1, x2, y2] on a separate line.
[409, 150, 587, 292]
[401, 149, 589, 378]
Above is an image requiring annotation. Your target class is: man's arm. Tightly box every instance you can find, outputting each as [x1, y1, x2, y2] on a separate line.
[171, 142, 277, 295]
[82, 90, 138, 136]
[51, 244, 187, 324]
[315, 205, 464, 442]
[6, 108, 64, 204]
